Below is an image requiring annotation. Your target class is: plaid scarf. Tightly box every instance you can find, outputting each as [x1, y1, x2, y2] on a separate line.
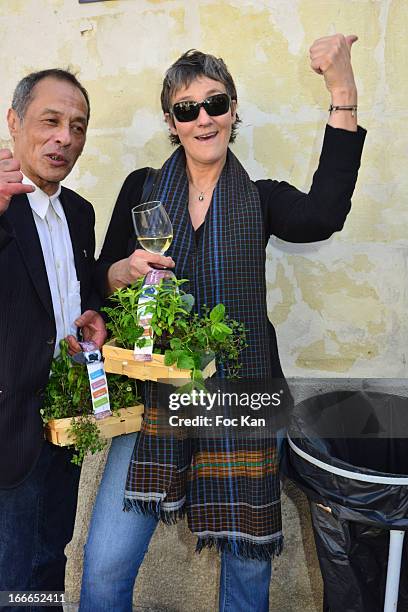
[124, 147, 283, 560]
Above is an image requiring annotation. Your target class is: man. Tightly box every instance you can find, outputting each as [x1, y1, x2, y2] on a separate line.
[0, 69, 106, 607]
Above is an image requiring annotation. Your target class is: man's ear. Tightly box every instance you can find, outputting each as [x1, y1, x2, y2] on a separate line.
[164, 112, 178, 136]
[7, 108, 20, 141]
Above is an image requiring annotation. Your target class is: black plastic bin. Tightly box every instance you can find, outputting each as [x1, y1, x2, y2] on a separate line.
[284, 390, 408, 612]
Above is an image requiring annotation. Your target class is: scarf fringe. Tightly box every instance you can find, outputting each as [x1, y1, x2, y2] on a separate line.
[195, 535, 284, 561]
[123, 498, 186, 525]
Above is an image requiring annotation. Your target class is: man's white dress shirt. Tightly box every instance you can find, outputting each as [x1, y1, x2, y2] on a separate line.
[23, 175, 81, 355]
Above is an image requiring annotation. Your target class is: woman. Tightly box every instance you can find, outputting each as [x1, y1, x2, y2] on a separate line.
[80, 37, 366, 612]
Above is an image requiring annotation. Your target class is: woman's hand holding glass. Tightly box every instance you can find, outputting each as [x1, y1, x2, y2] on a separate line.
[106, 202, 175, 294]
[106, 249, 175, 294]
[127, 248, 175, 278]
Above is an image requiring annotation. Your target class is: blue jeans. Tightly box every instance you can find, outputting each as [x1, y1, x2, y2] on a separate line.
[0, 441, 80, 612]
[220, 551, 271, 612]
[80, 433, 272, 612]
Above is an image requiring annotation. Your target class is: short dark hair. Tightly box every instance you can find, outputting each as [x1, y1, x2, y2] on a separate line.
[11, 68, 90, 123]
[161, 49, 241, 146]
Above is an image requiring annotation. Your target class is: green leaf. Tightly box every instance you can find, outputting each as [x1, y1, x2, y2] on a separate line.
[210, 304, 225, 323]
[216, 322, 232, 335]
[194, 369, 204, 382]
[211, 324, 227, 341]
[72, 390, 81, 405]
[170, 338, 182, 350]
[192, 378, 207, 392]
[177, 382, 194, 395]
[164, 350, 176, 366]
[177, 354, 195, 370]
[192, 353, 202, 368]
[194, 330, 207, 344]
[181, 293, 195, 312]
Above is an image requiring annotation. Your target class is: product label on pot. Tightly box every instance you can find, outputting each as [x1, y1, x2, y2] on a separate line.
[80, 341, 112, 419]
[134, 270, 177, 362]
[134, 282, 156, 362]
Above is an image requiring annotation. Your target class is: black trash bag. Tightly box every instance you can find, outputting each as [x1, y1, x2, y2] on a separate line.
[282, 390, 408, 612]
[311, 503, 408, 612]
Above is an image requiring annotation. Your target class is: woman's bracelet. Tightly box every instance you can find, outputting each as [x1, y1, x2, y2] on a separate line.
[329, 104, 357, 117]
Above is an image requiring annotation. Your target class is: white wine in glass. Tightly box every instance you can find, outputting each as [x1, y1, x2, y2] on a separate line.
[131, 201, 173, 255]
[137, 235, 173, 254]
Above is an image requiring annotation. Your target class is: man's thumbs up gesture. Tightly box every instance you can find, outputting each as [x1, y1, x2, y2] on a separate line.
[309, 34, 358, 130]
[0, 149, 35, 215]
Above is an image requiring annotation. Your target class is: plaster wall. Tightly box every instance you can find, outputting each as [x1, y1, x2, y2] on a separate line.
[1, 0, 406, 378]
[1, 2, 407, 610]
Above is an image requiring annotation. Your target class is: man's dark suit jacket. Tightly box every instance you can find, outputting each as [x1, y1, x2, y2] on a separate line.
[0, 188, 99, 488]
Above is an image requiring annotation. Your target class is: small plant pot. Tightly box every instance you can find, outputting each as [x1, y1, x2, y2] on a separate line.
[102, 340, 216, 382]
[45, 404, 144, 447]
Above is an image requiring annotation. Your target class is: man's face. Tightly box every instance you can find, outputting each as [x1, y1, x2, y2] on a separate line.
[7, 77, 88, 195]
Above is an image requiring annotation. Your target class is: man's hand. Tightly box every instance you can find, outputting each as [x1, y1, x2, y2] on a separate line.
[107, 249, 175, 294]
[309, 34, 357, 97]
[66, 310, 107, 355]
[0, 149, 35, 215]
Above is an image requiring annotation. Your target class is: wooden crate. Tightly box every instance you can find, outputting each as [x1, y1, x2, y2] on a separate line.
[102, 340, 216, 381]
[45, 404, 144, 447]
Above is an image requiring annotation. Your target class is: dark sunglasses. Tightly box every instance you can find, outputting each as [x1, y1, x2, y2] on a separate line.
[171, 93, 232, 123]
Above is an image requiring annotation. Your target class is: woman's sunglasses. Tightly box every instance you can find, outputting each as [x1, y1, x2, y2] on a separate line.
[171, 93, 232, 123]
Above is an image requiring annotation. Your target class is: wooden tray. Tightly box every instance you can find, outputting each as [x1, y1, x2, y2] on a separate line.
[45, 404, 144, 447]
[102, 340, 216, 381]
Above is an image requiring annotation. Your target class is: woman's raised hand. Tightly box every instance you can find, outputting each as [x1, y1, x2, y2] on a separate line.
[309, 33, 357, 97]
[309, 33, 358, 131]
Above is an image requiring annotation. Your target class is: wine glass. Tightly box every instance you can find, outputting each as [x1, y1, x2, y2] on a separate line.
[132, 201, 174, 283]
[131, 200, 173, 255]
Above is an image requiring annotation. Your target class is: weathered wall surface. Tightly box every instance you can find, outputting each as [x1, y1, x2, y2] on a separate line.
[1, 1, 406, 610]
[1, 0, 406, 378]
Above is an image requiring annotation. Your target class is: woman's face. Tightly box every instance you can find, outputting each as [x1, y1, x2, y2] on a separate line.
[166, 76, 237, 168]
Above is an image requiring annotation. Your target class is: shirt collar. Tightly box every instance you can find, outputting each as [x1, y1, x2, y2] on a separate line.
[23, 174, 62, 220]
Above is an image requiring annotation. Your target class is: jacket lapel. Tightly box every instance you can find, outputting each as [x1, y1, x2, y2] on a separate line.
[7, 193, 54, 319]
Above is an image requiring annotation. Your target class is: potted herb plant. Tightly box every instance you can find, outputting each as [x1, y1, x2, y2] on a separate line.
[102, 277, 247, 390]
[41, 340, 143, 464]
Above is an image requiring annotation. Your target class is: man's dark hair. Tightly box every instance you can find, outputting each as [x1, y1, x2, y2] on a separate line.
[161, 49, 241, 146]
[11, 68, 90, 123]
